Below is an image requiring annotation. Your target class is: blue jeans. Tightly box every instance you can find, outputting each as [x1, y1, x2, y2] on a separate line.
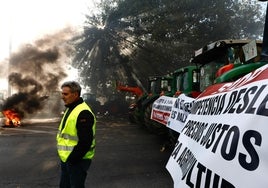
[60, 159, 91, 188]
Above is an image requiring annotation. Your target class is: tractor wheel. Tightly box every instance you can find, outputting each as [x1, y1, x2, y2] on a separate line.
[144, 103, 167, 135]
[144, 104, 154, 133]
[128, 109, 136, 123]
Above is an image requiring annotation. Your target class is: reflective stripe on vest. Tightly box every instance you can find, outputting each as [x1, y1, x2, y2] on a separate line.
[57, 132, 79, 141]
[57, 145, 74, 151]
[57, 144, 96, 151]
[56, 102, 96, 162]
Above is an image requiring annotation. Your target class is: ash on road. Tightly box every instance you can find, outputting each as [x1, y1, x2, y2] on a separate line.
[0, 116, 173, 188]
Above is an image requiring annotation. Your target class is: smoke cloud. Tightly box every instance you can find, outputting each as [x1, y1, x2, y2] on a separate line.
[2, 27, 77, 119]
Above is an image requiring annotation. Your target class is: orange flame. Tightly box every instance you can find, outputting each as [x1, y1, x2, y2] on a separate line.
[2, 109, 21, 127]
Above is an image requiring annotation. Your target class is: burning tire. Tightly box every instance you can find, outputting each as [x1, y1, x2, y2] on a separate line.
[2, 109, 21, 127]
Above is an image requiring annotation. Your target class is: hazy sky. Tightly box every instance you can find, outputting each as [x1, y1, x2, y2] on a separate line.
[0, 0, 98, 92]
[0, 0, 95, 61]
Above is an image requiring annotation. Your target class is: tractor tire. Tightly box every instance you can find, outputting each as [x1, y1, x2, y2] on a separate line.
[144, 103, 167, 135]
[128, 109, 136, 123]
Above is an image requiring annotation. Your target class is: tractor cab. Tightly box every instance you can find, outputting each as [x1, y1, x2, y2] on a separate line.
[127, 74, 172, 124]
[147, 75, 173, 96]
[172, 66, 200, 98]
[191, 39, 263, 92]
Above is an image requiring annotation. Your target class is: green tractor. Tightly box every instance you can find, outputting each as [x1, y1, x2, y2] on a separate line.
[143, 65, 201, 135]
[191, 39, 264, 91]
[171, 66, 200, 98]
[130, 75, 173, 128]
[158, 39, 264, 149]
[142, 74, 173, 133]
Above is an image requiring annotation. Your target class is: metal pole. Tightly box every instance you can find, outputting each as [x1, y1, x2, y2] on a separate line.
[7, 20, 12, 97]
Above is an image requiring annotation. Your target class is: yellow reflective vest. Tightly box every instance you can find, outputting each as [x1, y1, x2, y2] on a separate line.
[57, 102, 96, 162]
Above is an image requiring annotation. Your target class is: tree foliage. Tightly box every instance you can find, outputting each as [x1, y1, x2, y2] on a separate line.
[71, 0, 265, 97]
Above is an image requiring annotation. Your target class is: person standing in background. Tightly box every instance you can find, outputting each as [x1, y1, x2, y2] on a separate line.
[57, 81, 96, 188]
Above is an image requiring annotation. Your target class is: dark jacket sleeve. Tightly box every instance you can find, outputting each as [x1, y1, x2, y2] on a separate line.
[67, 110, 95, 164]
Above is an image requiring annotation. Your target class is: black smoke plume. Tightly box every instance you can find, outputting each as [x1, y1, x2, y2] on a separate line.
[2, 28, 76, 119]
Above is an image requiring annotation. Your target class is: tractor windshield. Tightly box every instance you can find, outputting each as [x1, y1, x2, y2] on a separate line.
[161, 79, 172, 92]
[179, 72, 189, 91]
[192, 69, 200, 91]
[149, 79, 160, 94]
[176, 74, 183, 91]
[198, 42, 262, 92]
[200, 60, 226, 92]
[176, 69, 200, 92]
[148, 76, 172, 94]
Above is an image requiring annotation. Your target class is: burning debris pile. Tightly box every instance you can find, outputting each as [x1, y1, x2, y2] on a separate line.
[2, 77, 50, 127]
[1, 28, 76, 127]
[2, 109, 21, 127]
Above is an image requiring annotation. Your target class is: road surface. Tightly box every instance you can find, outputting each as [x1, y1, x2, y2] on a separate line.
[0, 116, 173, 188]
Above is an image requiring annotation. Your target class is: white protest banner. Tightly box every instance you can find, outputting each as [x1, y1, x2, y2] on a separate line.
[151, 95, 176, 125]
[166, 64, 268, 188]
[167, 94, 195, 133]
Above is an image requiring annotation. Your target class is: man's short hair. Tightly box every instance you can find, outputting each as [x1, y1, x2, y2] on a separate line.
[61, 81, 82, 96]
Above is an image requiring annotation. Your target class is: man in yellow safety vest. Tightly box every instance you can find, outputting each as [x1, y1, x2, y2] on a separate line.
[57, 81, 96, 188]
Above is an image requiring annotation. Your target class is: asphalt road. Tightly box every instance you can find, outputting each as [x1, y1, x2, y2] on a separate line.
[0, 116, 173, 188]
